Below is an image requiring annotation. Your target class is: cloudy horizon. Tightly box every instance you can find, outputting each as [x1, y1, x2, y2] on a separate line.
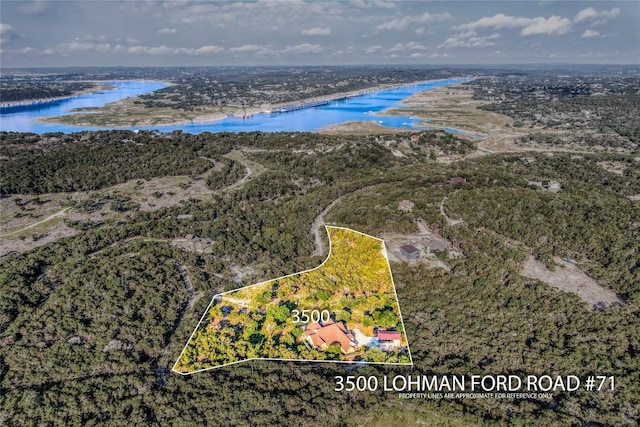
[0, 0, 638, 67]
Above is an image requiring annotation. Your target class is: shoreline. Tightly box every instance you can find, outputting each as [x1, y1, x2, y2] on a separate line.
[166, 77, 472, 126]
[1, 79, 173, 109]
[38, 77, 472, 128]
[0, 82, 118, 109]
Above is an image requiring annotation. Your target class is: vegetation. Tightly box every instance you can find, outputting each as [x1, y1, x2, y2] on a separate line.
[469, 74, 640, 149]
[205, 158, 246, 190]
[1, 126, 639, 425]
[175, 227, 409, 372]
[0, 76, 98, 103]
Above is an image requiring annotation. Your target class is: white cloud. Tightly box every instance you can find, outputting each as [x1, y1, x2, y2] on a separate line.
[458, 13, 572, 36]
[281, 43, 323, 54]
[193, 45, 224, 54]
[127, 45, 175, 55]
[581, 29, 600, 38]
[229, 44, 264, 53]
[521, 16, 572, 36]
[14, 46, 39, 54]
[0, 23, 14, 37]
[365, 45, 382, 53]
[350, 0, 396, 9]
[158, 28, 177, 35]
[377, 12, 451, 31]
[0, 23, 21, 44]
[331, 46, 354, 57]
[61, 41, 127, 54]
[47, 41, 322, 56]
[438, 31, 499, 48]
[408, 52, 448, 59]
[389, 41, 427, 52]
[458, 14, 532, 31]
[301, 27, 331, 36]
[574, 7, 620, 23]
[18, 0, 50, 15]
[55, 41, 224, 56]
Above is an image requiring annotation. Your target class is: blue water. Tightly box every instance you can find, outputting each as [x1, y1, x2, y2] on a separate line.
[0, 78, 472, 134]
[0, 81, 169, 133]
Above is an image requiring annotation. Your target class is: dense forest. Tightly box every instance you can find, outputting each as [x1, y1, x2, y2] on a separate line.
[1, 129, 639, 425]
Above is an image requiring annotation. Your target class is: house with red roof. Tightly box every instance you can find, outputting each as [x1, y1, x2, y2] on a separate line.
[304, 319, 358, 354]
[377, 329, 402, 350]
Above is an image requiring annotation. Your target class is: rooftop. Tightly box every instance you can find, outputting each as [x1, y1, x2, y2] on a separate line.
[305, 320, 356, 353]
[378, 330, 401, 341]
[399, 244, 420, 254]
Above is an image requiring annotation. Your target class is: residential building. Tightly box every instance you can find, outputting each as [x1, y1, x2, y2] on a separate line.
[399, 244, 420, 260]
[377, 329, 402, 350]
[305, 319, 358, 354]
[425, 239, 448, 255]
[398, 200, 415, 212]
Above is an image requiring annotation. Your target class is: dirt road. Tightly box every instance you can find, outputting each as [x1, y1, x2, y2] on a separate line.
[310, 197, 343, 257]
[0, 207, 71, 238]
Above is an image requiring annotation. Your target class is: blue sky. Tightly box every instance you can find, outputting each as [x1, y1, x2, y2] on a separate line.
[1, 0, 638, 66]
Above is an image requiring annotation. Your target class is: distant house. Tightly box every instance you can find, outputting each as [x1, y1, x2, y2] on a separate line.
[305, 319, 358, 354]
[434, 181, 446, 188]
[172, 235, 212, 253]
[545, 180, 562, 193]
[177, 214, 194, 220]
[410, 134, 420, 142]
[425, 239, 448, 255]
[399, 244, 420, 260]
[378, 329, 401, 344]
[448, 176, 468, 186]
[398, 200, 415, 212]
[377, 329, 402, 350]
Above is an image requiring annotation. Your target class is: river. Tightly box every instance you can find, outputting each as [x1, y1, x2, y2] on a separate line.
[0, 78, 472, 134]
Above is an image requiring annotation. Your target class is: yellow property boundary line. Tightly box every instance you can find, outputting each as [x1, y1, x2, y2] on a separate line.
[172, 225, 413, 375]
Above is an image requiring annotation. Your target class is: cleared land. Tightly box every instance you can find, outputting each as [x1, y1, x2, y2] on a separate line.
[522, 256, 621, 309]
[320, 121, 407, 135]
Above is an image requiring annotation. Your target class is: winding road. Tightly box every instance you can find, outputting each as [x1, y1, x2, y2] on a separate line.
[310, 197, 343, 257]
[440, 194, 463, 226]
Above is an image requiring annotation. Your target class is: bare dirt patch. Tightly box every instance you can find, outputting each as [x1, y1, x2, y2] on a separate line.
[0, 194, 77, 236]
[109, 175, 214, 212]
[597, 161, 627, 176]
[1, 220, 78, 257]
[319, 121, 406, 135]
[522, 256, 621, 309]
[382, 219, 461, 270]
